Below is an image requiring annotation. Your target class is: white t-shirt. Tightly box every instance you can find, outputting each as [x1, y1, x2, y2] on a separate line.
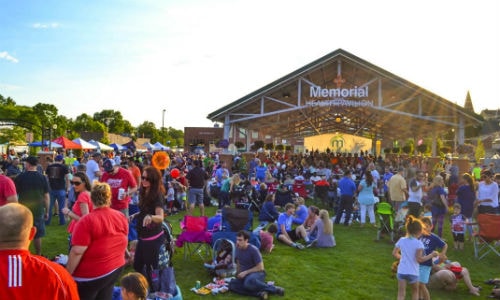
[395, 236, 424, 276]
[86, 159, 100, 183]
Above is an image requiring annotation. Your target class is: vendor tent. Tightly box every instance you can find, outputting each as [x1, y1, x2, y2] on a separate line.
[153, 142, 170, 151]
[52, 136, 81, 149]
[72, 138, 97, 150]
[88, 140, 114, 151]
[110, 143, 126, 152]
[28, 141, 62, 148]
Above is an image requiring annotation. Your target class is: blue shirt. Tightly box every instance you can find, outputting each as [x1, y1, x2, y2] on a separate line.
[338, 176, 356, 196]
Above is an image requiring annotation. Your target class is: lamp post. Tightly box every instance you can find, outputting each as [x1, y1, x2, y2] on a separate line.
[49, 124, 57, 151]
[162, 109, 166, 144]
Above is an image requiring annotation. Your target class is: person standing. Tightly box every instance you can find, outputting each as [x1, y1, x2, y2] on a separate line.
[130, 166, 166, 288]
[334, 169, 357, 226]
[475, 170, 499, 214]
[66, 182, 128, 300]
[61, 172, 93, 248]
[382, 167, 394, 201]
[407, 171, 426, 218]
[357, 170, 377, 226]
[185, 159, 209, 216]
[392, 216, 438, 300]
[229, 230, 285, 299]
[86, 152, 102, 184]
[101, 158, 138, 218]
[388, 166, 408, 211]
[428, 175, 448, 238]
[45, 154, 71, 225]
[455, 173, 475, 240]
[14, 156, 50, 255]
[0, 203, 79, 299]
[0, 168, 17, 205]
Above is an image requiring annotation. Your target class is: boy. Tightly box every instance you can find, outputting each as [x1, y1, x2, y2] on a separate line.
[450, 203, 467, 250]
[418, 217, 448, 300]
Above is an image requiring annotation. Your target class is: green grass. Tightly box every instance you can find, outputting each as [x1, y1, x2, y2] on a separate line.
[39, 203, 499, 300]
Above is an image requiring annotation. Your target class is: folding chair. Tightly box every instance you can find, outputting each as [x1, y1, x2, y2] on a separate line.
[211, 207, 261, 249]
[376, 202, 395, 242]
[175, 215, 212, 260]
[470, 213, 500, 260]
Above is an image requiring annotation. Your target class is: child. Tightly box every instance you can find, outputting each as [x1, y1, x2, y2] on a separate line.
[422, 204, 432, 221]
[165, 181, 175, 215]
[418, 217, 448, 300]
[259, 223, 278, 254]
[120, 272, 149, 300]
[450, 203, 467, 250]
[392, 216, 439, 300]
[308, 209, 336, 248]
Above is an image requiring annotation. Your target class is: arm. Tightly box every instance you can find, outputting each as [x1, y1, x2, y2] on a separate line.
[237, 261, 264, 279]
[66, 245, 88, 275]
[392, 247, 401, 260]
[143, 206, 164, 227]
[43, 192, 50, 221]
[439, 194, 448, 207]
[416, 248, 438, 263]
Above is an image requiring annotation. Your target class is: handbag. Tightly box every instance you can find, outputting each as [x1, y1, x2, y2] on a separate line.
[148, 265, 177, 296]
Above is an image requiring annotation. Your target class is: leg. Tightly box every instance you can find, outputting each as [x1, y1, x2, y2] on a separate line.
[397, 279, 406, 300]
[187, 189, 196, 216]
[360, 204, 367, 225]
[343, 197, 353, 226]
[419, 282, 430, 300]
[461, 267, 480, 296]
[295, 225, 308, 242]
[368, 204, 376, 224]
[409, 281, 419, 300]
[56, 189, 67, 225]
[45, 192, 56, 225]
[33, 237, 42, 255]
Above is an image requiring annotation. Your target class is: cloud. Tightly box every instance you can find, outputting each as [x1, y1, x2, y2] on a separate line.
[0, 51, 19, 63]
[0, 83, 21, 91]
[32, 22, 60, 29]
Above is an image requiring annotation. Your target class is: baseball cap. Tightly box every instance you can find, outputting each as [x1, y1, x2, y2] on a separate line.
[103, 158, 116, 173]
[55, 154, 64, 161]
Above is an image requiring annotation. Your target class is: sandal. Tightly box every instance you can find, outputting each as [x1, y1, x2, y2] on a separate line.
[485, 279, 500, 285]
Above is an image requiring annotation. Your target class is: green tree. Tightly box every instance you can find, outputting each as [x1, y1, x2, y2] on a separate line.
[137, 121, 157, 139]
[475, 138, 485, 161]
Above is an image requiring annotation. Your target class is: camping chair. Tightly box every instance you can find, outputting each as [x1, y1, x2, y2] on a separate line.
[469, 213, 500, 259]
[175, 215, 212, 260]
[376, 202, 395, 242]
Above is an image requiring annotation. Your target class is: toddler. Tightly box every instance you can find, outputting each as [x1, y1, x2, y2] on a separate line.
[450, 203, 466, 250]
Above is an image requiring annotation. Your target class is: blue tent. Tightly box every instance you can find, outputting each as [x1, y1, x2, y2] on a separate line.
[110, 143, 126, 152]
[28, 140, 62, 148]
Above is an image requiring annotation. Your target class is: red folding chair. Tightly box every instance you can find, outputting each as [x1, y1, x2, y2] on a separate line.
[176, 215, 212, 260]
[469, 213, 500, 259]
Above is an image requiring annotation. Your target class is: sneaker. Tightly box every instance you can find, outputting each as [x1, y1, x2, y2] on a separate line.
[258, 291, 269, 300]
[306, 240, 317, 248]
[275, 286, 285, 296]
[294, 243, 305, 250]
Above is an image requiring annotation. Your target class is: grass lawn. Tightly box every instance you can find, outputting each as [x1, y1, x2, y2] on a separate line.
[39, 202, 499, 300]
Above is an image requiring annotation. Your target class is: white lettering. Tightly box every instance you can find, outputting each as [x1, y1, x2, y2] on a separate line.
[309, 86, 369, 99]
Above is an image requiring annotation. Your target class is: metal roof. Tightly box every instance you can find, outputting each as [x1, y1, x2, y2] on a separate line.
[207, 49, 482, 143]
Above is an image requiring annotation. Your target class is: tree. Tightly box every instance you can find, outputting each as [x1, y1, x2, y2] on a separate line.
[136, 121, 157, 139]
[234, 141, 245, 149]
[475, 138, 485, 161]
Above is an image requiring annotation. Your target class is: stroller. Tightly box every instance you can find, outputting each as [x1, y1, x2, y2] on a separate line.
[376, 202, 395, 242]
[203, 238, 237, 278]
[234, 181, 259, 211]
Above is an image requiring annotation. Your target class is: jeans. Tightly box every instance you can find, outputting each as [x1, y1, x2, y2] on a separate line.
[46, 189, 67, 225]
[229, 271, 277, 297]
[334, 195, 354, 225]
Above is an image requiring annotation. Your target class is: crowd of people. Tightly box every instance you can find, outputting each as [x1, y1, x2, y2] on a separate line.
[1, 148, 499, 299]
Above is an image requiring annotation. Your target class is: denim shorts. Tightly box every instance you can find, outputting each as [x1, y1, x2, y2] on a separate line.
[397, 273, 419, 284]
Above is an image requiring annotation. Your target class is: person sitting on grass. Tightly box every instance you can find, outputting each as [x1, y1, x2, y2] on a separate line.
[276, 203, 307, 249]
[292, 197, 308, 225]
[304, 209, 336, 248]
[259, 223, 278, 254]
[229, 230, 285, 300]
[427, 259, 481, 296]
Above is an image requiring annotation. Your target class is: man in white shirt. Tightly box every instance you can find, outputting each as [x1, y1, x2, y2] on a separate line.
[86, 152, 102, 184]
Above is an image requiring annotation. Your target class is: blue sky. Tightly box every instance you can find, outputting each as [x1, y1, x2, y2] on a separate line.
[1, 0, 499, 130]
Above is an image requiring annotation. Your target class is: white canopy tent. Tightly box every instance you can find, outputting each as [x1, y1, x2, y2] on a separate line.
[72, 138, 97, 150]
[153, 142, 170, 151]
[88, 139, 114, 151]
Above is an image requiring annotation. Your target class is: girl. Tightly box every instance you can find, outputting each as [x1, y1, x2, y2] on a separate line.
[429, 175, 448, 237]
[120, 272, 149, 300]
[309, 209, 335, 248]
[165, 181, 175, 215]
[392, 216, 438, 300]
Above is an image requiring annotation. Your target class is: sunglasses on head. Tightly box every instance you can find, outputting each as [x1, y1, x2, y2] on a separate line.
[71, 181, 82, 186]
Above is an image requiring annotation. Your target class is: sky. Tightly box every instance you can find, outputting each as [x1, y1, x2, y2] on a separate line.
[1, 0, 499, 131]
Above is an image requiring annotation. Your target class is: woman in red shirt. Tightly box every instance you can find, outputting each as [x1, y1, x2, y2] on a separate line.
[66, 182, 128, 300]
[62, 172, 93, 248]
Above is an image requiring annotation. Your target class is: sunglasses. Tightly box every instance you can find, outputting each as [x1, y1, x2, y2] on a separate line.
[71, 181, 82, 186]
[141, 176, 149, 181]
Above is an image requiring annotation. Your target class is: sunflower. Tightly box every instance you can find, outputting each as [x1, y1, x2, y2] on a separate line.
[152, 151, 170, 170]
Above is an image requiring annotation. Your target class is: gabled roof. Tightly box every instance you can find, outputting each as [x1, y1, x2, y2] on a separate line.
[207, 48, 482, 142]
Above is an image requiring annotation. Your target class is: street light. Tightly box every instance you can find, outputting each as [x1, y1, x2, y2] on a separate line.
[162, 109, 166, 129]
[49, 124, 57, 151]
